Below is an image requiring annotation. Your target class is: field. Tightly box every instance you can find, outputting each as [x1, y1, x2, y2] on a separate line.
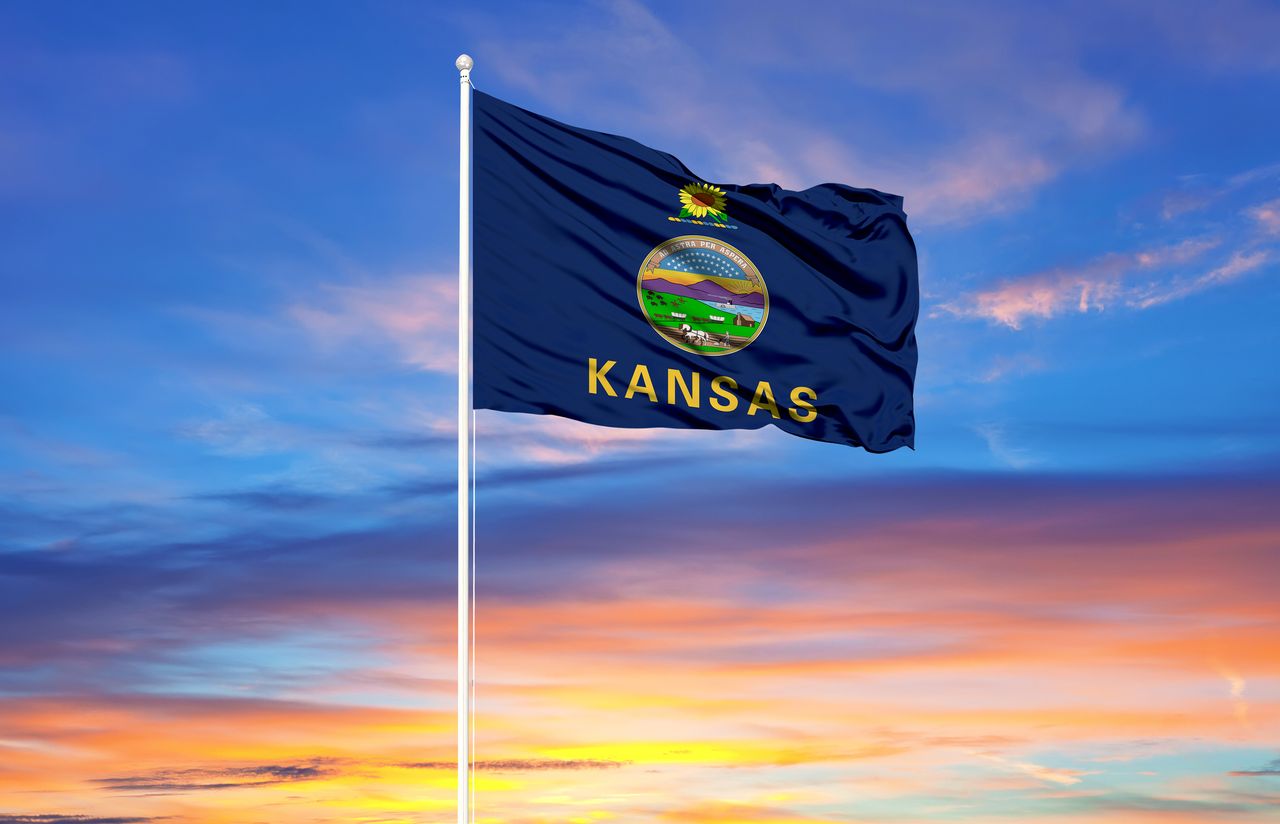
[640, 289, 757, 352]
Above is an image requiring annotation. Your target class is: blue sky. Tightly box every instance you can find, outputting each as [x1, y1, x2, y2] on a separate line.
[1, 2, 1279, 822]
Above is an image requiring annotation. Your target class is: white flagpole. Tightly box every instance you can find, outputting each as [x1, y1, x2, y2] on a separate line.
[455, 53, 475, 824]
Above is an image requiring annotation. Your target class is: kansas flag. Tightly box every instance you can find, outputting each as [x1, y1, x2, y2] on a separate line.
[473, 92, 918, 452]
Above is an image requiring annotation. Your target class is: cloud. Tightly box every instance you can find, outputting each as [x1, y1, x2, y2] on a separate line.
[936, 237, 1272, 328]
[655, 801, 841, 822]
[1138, 0, 1280, 74]
[4, 462, 1280, 820]
[473, 1, 1145, 224]
[977, 353, 1047, 384]
[94, 760, 340, 793]
[1212, 663, 1250, 725]
[974, 422, 1040, 469]
[1035, 790, 1266, 817]
[938, 160, 1280, 329]
[357, 430, 454, 451]
[1156, 164, 1280, 222]
[6, 460, 1280, 685]
[474, 412, 776, 468]
[188, 486, 336, 512]
[1130, 250, 1270, 309]
[1229, 758, 1280, 777]
[184, 270, 458, 382]
[1162, 189, 1216, 221]
[286, 273, 457, 372]
[382, 453, 678, 499]
[0, 516, 455, 683]
[0, 417, 120, 469]
[177, 405, 455, 463]
[979, 752, 1089, 786]
[1247, 198, 1280, 234]
[478, 413, 678, 466]
[176, 403, 292, 457]
[0, 818, 164, 824]
[402, 758, 629, 771]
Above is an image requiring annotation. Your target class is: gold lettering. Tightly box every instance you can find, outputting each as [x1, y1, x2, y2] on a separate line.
[667, 369, 700, 408]
[788, 386, 818, 422]
[626, 364, 658, 402]
[747, 380, 781, 418]
[588, 358, 617, 397]
[709, 376, 738, 412]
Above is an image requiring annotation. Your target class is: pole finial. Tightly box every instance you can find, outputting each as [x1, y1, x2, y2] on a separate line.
[456, 54, 474, 74]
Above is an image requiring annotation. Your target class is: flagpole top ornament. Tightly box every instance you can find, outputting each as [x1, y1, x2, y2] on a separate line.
[456, 54, 474, 77]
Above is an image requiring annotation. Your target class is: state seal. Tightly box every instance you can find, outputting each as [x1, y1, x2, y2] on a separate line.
[637, 235, 768, 356]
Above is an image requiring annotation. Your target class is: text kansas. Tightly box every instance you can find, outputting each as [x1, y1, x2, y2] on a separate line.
[588, 358, 817, 423]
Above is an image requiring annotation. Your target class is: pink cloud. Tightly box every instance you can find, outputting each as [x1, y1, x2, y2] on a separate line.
[1246, 198, 1280, 235]
[932, 238, 1270, 328]
[287, 273, 456, 371]
[476, 410, 777, 467]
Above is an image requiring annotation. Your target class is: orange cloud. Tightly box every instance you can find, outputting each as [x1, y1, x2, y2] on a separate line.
[0, 694, 454, 823]
[6, 472, 1278, 822]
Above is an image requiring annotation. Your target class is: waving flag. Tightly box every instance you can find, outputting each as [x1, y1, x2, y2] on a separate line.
[471, 90, 918, 452]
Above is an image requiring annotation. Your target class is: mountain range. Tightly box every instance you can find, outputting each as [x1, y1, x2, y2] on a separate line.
[643, 277, 765, 309]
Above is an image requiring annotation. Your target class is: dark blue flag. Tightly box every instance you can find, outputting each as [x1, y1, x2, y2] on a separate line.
[472, 91, 918, 452]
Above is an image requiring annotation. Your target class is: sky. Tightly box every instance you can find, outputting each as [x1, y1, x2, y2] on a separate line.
[1, 1, 1279, 822]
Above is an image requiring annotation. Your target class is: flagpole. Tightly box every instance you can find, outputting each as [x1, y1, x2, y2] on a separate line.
[455, 52, 475, 824]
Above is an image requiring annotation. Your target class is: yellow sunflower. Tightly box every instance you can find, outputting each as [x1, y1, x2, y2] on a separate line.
[678, 182, 728, 221]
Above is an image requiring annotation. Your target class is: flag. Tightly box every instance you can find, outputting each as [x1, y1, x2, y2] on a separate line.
[472, 91, 918, 452]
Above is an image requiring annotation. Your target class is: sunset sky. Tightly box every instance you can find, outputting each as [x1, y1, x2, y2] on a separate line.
[2, 2, 1279, 822]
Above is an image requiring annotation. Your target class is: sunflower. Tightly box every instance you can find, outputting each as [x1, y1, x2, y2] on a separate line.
[678, 182, 728, 222]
